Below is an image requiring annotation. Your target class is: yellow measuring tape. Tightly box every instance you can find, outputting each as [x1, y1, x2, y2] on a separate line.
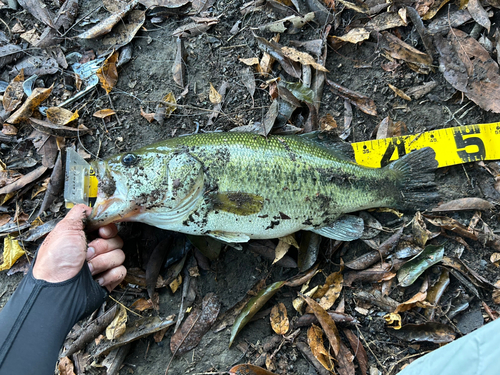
[352, 122, 500, 168]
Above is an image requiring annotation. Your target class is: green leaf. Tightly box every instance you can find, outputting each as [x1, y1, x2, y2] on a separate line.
[397, 245, 444, 287]
[229, 281, 285, 347]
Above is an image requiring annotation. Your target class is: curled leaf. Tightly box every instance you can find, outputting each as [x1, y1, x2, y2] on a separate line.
[229, 281, 285, 347]
[0, 236, 25, 271]
[106, 304, 128, 340]
[96, 52, 119, 94]
[397, 245, 444, 287]
[270, 303, 289, 335]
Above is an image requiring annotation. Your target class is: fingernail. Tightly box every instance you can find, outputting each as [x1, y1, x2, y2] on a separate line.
[86, 247, 95, 260]
[97, 278, 104, 286]
[100, 226, 112, 237]
[88, 262, 94, 273]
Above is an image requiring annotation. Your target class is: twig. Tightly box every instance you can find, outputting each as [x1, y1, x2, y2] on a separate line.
[108, 295, 143, 318]
[107, 94, 122, 127]
[165, 314, 201, 375]
[62, 4, 103, 37]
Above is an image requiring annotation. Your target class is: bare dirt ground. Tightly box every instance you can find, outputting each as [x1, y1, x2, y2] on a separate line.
[0, 0, 500, 374]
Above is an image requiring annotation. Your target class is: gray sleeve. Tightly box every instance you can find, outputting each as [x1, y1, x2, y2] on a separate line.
[0, 261, 107, 375]
[397, 318, 500, 375]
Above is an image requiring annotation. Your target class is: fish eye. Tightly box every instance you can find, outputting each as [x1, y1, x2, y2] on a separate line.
[121, 153, 138, 167]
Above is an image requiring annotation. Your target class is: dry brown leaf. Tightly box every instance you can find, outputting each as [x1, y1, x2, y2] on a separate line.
[491, 253, 500, 266]
[273, 239, 291, 265]
[93, 109, 116, 118]
[18, 0, 55, 28]
[96, 52, 119, 94]
[320, 113, 337, 131]
[140, 107, 155, 123]
[318, 270, 343, 311]
[384, 312, 402, 329]
[58, 356, 75, 375]
[467, 0, 491, 31]
[307, 324, 334, 372]
[130, 297, 154, 311]
[436, 28, 500, 112]
[102, 10, 146, 49]
[432, 197, 495, 212]
[46, 107, 79, 125]
[0, 236, 25, 271]
[422, 0, 451, 20]
[0, 214, 11, 227]
[6, 84, 53, 124]
[280, 46, 328, 72]
[209, 82, 222, 104]
[169, 274, 182, 293]
[270, 303, 289, 335]
[380, 31, 433, 73]
[3, 69, 24, 112]
[106, 304, 127, 340]
[78, 0, 139, 39]
[229, 364, 278, 375]
[239, 57, 260, 66]
[335, 28, 370, 44]
[388, 84, 411, 101]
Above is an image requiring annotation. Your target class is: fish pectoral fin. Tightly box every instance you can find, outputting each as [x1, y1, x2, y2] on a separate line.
[311, 215, 364, 241]
[208, 231, 250, 244]
[212, 192, 264, 216]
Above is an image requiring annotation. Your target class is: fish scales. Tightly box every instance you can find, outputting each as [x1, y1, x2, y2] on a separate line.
[89, 132, 438, 242]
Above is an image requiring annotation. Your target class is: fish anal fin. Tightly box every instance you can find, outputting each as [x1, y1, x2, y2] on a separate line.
[311, 215, 364, 241]
[212, 192, 264, 216]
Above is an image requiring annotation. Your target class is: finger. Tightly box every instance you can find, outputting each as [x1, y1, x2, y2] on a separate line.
[98, 223, 118, 239]
[88, 249, 125, 276]
[96, 265, 127, 292]
[54, 204, 92, 233]
[87, 236, 124, 259]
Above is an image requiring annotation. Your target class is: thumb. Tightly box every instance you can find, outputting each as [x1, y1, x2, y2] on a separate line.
[60, 204, 92, 230]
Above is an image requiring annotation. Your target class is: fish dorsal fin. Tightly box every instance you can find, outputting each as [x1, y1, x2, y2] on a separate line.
[212, 192, 264, 216]
[208, 231, 250, 244]
[311, 215, 364, 241]
[299, 131, 355, 161]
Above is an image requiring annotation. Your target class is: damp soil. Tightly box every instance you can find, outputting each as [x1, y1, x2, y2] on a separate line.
[0, 1, 500, 375]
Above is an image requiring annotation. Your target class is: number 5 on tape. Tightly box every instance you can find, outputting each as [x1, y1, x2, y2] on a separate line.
[352, 122, 500, 168]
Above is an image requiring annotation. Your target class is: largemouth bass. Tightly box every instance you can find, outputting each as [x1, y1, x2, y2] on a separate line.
[88, 132, 438, 242]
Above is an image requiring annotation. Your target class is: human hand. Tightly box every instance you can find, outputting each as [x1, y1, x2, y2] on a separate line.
[32, 204, 126, 291]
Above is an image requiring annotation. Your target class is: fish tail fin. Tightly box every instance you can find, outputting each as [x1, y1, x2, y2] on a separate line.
[387, 147, 439, 210]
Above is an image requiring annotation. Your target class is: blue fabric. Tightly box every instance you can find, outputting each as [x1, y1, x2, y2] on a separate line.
[0, 259, 107, 375]
[397, 318, 500, 375]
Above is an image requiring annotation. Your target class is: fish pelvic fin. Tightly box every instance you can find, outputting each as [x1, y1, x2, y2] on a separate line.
[311, 214, 364, 241]
[387, 147, 439, 210]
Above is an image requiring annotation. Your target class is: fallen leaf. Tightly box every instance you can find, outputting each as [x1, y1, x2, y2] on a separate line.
[102, 10, 146, 49]
[239, 57, 260, 66]
[96, 52, 119, 94]
[270, 303, 289, 335]
[172, 19, 218, 37]
[78, 0, 140, 39]
[209, 82, 222, 104]
[29, 118, 90, 138]
[335, 28, 371, 44]
[18, 0, 55, 28]
[239, 67, 256, 103]
[58, 356, 75, 375]
[0, 44, 23, 70]
[432, 197, 495, 212]
[307, 324, 334, 372]
[384, 313, 402, 329]
[230, 281, 285, 347]
[326, 78, 377, 116]
[46, 107, 79, 125]
[170, 293, 220, 355]
[467, 0, 490, 31]
[320, 113, 337, 131]
[388, 83, 411, 101]
[0, 170, 22, 188]
[0, 165, 48, 195]
[379, 31, 433, 73]
[3, 69, 24, 112]
[93, 109, 116, 118]
[343, 329, 368, 375]
[6, 84, 53, 124]
[169, 274, 182, 293]
[229, 364, 278, 375]
[317, 269, 343, 310]
[281, 46, 328, 72]
[106, 304, 128, 340]
[257, 12, 315, 34]
[299, 292, 341, 356]
[0, 214, 11, 227]
[130, 298, 154, 311]
[172, 37, 187, 87]
[436, 28, 500, 112]
[140, 107, 155, 123]
[397, 245, 444, 287]
[154, 92, 177, 125]
[94, 315, 175, 357]
[0, 236, 25, 271]
[388, 322, 455, 343]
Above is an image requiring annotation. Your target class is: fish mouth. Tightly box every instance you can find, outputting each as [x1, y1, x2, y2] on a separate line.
[87, 197, 144, 231]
